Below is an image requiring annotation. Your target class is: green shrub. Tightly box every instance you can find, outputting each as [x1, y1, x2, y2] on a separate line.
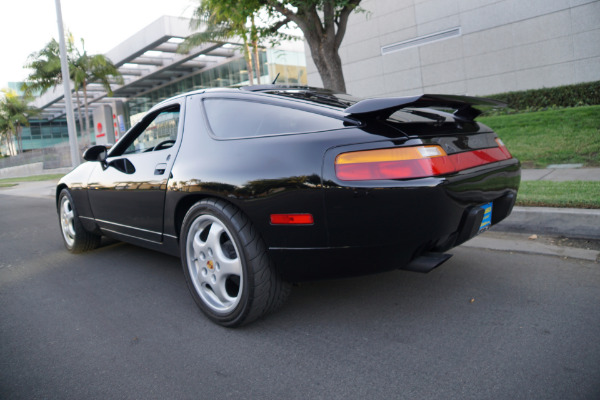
[484, 81, 600, 114]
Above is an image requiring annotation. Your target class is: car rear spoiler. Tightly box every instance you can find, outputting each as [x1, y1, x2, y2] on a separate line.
[344, 94, 506, 121]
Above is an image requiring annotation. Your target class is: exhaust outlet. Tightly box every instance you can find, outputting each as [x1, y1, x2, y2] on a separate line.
[401, 252, 453, 273]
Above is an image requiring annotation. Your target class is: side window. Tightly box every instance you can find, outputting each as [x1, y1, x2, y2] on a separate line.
[203, 99, 347, 139]
[123, 109, 180, 154]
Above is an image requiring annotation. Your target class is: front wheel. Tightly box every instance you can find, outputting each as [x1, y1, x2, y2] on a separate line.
[180, 199, 290, 327]
[58, 189, 101, 253]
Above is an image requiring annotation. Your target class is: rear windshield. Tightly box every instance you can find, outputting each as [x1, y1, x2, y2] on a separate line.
[203, 98, 349, 139]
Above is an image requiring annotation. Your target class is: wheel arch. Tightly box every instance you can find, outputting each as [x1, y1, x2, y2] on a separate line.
[173, 193, 239, 240]
[56, 183, 69, 211]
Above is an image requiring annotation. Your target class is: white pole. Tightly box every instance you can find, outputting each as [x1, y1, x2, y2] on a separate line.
[55, 0, 80, 167]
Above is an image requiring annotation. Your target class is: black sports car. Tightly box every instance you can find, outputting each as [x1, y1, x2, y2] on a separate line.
[57, 85, 520, 326]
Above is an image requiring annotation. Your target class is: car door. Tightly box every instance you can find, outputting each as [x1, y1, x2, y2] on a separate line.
[87, 101, 184, 243]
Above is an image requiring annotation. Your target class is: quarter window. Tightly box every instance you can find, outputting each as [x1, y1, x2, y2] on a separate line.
[204, 99, 347, 138]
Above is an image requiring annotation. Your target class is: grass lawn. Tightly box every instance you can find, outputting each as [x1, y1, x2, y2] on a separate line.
[0, 173, 64, 188]
[516, 181, 600, 209]
[479, 105, 600, 168]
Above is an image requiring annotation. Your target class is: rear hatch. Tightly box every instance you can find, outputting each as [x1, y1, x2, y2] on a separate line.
[321, 95, 520, 251]
[332, 94, 513, 182]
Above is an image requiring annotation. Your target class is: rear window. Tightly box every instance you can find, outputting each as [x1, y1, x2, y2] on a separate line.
[203, 99, 348, 138]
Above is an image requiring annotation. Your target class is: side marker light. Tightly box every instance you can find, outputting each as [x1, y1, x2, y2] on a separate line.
[270, 214, 314, 225]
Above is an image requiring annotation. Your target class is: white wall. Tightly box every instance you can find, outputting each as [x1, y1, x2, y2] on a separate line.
[305, 0, 600, 97]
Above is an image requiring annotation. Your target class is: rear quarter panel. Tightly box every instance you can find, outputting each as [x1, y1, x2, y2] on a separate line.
[166, 94, 345, 249]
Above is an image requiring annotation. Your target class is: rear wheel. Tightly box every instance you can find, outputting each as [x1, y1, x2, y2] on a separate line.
[58, 189, 101, 253]
[180, 199, 290, 327]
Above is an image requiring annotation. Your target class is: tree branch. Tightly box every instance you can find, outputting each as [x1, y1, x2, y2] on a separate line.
[335, 0, 362, 50]
[268, 17, 292, 33]
[269, 2, 309, 33]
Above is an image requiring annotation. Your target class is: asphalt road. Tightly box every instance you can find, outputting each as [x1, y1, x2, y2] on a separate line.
[1, 194, 599, 400]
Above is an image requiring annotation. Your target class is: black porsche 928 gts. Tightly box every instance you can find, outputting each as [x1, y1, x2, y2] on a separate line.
[56, 85, 520, 326]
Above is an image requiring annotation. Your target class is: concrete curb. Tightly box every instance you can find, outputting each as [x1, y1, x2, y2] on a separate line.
[494, 206, 600, 240]
[463, 233, 599, 262]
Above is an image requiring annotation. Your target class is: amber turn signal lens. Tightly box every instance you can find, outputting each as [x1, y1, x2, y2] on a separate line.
[335, 145, 446, 165]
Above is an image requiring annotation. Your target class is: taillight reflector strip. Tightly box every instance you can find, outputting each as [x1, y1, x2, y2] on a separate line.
[335, 145, 446, 164]
[270, 214, 314, 225]
[335, 145, 512, 181]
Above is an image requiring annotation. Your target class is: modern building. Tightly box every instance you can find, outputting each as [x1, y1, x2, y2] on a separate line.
[305, 0, 600, 98]
[15, 16, 306, 155]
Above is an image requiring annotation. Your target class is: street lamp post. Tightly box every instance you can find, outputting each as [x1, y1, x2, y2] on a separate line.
[54, 0, 80, 167]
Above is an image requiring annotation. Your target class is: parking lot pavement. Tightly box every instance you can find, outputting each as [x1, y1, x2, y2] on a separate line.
[1, 194, 599, 400]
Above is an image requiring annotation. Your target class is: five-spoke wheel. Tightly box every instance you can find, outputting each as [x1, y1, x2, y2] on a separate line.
[60, 194, 76, 248]
[185, 214, 243, 314]
[57, 189, 101, 253]
[180, 199, 290, 327]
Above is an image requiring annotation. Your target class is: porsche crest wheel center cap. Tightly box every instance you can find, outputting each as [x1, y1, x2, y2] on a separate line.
[207, 260, 214, 270]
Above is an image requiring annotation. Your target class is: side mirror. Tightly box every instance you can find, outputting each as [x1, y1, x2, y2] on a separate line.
[83, 145, 108, 170]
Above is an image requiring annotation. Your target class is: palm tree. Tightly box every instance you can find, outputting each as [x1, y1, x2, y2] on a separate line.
[70, 37, 123, 146]
[22, 38, 87, 141]
[0, 89, 40, 154]
[180, 0, 263, 85]
[0, 107, 15, 156]
[22, 34, 123, 147]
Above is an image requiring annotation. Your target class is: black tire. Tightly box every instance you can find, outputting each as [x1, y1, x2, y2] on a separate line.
[58, 189, 101, 253]
[180, 198, 290, 327]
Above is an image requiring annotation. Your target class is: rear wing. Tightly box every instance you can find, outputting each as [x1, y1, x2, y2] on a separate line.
[344, 94, 506, 121]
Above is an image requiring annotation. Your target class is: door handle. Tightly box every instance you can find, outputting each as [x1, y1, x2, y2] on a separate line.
[154, 163, 167, 175]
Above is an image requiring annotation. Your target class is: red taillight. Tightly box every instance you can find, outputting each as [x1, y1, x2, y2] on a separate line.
[270, 214, 314, 225]
[335, 144, 512, 181]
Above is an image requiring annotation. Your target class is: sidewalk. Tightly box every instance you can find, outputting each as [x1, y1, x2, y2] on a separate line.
[501, 166, 600, 240]
[521, 166, 600, 182]
[463, 231, 600, 262]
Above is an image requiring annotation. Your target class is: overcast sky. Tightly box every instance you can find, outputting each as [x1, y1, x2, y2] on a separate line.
[0, 0, 197, 88]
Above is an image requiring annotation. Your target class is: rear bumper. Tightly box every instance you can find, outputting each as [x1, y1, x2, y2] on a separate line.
[271, 158, 520, 281]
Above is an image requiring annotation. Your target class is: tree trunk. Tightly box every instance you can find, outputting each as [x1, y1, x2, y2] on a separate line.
[6, 131, 17, 156]
[10, 133, 17, 155]
[267, 0, 359, 93]
[253, 42, 261, 84]
[243, 38, 254, 86]
[16, 125, 23, 153]
[251, 16, 261, 84]
[83, 83, 91, 148]
[75, 91, 85, 144]
[2, 133, 12, 156]
[305, 34, 346, 93]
